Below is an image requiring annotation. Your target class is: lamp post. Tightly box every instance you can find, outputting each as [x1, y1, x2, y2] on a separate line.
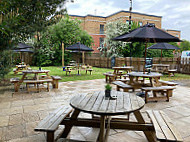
[129, 0, 132, 66]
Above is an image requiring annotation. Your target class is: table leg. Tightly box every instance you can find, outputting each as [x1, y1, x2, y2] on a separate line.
[61, 109, 80, 138]
[99, 115, 106, 142]
[134, 110, 156, 142]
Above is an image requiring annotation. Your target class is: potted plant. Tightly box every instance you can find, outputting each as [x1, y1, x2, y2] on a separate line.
[105, 84, 112, 98]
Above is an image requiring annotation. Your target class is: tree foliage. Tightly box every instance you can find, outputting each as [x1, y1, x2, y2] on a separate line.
[179, 40, 190, 51]
[33, 16, 93, 66]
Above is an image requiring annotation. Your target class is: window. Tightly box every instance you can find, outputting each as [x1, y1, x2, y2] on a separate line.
[139, 21, 143, 26]
[99, 38, 104, 47]
[100, 24, 104, 34]
[176, 34, 179, 37]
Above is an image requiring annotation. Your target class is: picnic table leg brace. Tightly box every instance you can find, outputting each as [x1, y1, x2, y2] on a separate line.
[134, 111, 156, 142]
[61, 109, 80, 138]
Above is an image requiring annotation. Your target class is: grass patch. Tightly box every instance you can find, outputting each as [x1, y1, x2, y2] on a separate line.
[6, 66, 113, 82]
[5, 66, 190, 82]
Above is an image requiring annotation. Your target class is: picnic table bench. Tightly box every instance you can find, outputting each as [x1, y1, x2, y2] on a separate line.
[35, 106, 73, 142]
[112, 81, 134, 92]
[57, 138, 92, 142]
[23, 79, 53, 93]
[51, 76, 62, 89]
[168, 69, 177, 77]
[103, 73, 116, 83]
[158, 80, 178, 86]
[146, 110, 183, 142]
[141, 86, 176, 103]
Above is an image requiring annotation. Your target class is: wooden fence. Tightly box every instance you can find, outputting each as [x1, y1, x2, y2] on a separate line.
[84, 57, 190, 74]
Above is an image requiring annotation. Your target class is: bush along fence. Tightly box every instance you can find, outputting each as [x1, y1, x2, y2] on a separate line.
[84, 57, 190, 74]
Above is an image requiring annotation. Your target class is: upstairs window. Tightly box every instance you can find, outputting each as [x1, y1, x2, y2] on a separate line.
[100, 24, 104, 34]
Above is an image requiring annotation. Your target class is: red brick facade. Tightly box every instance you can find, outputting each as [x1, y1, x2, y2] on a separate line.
[69, 10, 181, 53]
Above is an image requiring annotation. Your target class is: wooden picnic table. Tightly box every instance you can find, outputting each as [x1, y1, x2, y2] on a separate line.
[60, 91, 156, 142]
[152, 64, 170, 73]
[14, 70, 52, 92]
[128, 72, 162, 89]
[14, 65, 28, 74]
[112, 66, 133, 74]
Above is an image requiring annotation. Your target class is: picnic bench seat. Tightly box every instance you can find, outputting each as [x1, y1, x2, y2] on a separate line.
[86, 68, 93, 75]
[10, 78, 20, 92]
[51, 76, 62, 89]
[23, 79, 53, 92]
[141, 86, 176, 103]
[116, 78, 130, 83]
[158, 80, 178, 86]
[35, 106, 73, 142]
[57, 138, 92, 142]
[146, 110, 183, 142]
[103, 73, 116, 83]
[65, 69, 72, 75]
[112, 81, 134, 92]
[168, 69, 177, 77]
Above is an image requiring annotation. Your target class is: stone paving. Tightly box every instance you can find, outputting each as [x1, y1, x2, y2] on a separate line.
[0, 79, 190, 142]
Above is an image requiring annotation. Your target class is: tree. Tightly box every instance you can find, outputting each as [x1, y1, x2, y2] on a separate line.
[179, 40, 190, 51]
[33, 16, 93, 66]
[0, 0, 68, 79]
[98, 21, 142, 57]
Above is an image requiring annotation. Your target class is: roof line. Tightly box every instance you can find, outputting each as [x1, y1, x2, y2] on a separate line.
[107, 10, 162, 18]
[69, 10, 162, 19]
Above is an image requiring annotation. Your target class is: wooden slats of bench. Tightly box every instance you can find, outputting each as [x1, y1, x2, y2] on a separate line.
[146, 110, 183, 142]
[57, 138, 92, 142]
[158, 80, 178, 86]
[23, 79, 53, 83]
[112, 81, 133, 89]
[10, 78, 20, 83]
[51, 76, 62, 80]
[35, 106, 73, 132]
[142, 86, 175, 91]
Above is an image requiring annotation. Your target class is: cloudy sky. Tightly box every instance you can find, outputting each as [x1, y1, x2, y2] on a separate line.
[65, 0, 190, 41]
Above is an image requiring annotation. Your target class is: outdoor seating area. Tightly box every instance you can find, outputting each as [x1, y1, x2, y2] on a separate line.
[1, 79, 190, 142]
[1, 1, 190, 142]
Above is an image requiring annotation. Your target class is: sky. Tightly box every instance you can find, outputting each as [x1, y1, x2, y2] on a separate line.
[65, 0, 190, 41]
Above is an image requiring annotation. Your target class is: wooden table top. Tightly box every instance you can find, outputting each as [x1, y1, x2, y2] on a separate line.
[113, 66, 134, 70]
[22, 70, 50, 73]
[128, 72, 162, 78]
[70, 91, 145, 116]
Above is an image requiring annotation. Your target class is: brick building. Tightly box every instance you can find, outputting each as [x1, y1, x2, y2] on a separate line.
[69, 10, 181, 53]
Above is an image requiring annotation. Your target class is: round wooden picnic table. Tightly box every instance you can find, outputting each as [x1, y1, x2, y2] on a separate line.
[65, 91, 156, 142]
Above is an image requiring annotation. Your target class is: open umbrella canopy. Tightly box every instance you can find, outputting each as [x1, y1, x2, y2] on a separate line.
[14, 43, 34, 50]
[113, 23, 181, 43]
[147, 43, 180, 50]
[13, 48, 34, 53]
[112, 23, 181, 73]
[66, 42, 94, 52]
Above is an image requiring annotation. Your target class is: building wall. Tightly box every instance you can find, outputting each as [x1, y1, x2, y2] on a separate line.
[69, 10, 180, 53]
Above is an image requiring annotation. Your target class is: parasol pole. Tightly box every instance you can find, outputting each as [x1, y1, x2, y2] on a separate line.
[161, 49, 163, 63]
[82, 51, 85, 64]
[129, 0, 132, 66]
[62, 42, 64, 67]
[144, 41, 148, 74]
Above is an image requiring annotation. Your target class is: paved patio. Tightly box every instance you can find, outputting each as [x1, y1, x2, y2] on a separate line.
[0, 79, 190, 142]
